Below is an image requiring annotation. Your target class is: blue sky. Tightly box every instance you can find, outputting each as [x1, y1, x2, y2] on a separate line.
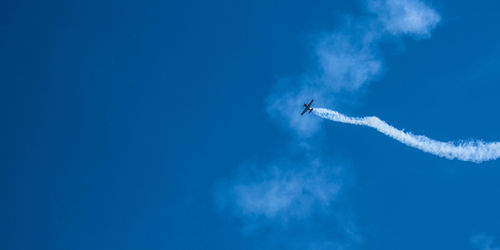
[2, 0, 500, 249]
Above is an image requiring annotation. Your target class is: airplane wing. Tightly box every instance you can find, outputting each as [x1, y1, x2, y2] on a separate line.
[308, 99, 314, 106]
[301, 108, 307, 115]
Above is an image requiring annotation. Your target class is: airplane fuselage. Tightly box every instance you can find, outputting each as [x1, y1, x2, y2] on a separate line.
[301, 99, 314, 115]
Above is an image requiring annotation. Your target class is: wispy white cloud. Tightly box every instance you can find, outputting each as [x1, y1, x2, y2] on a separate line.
[471, 234, 500, 250]
[217, 158, 343, 221]
[317, 34, 382, 92]
[216, 158, 359, 249]
[266, 0, 441, 137]
[368, 0, 441, 38]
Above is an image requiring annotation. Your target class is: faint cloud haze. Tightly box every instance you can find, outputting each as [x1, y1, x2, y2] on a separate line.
[471, 234, 500, 250]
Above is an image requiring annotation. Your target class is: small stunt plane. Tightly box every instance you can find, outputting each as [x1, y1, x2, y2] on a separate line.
[301, 99, 314, 115]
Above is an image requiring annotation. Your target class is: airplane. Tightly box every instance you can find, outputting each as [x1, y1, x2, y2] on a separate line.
[301, 99, 314, 115]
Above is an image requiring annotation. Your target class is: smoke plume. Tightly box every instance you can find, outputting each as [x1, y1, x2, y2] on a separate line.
[314, 108, 500, 163]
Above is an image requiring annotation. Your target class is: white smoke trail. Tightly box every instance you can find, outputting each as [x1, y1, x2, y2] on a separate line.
[314, 108, 500, 163]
